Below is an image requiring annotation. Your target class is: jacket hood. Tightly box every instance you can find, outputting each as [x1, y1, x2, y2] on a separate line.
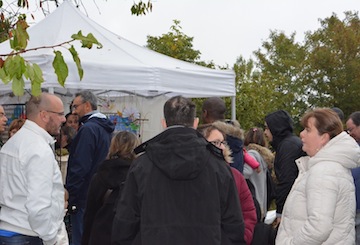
[97, 157, 132, 188]
[299, 132, 360, 171]
[246, 143, 275, 169]
[265, 110, 293, 148]
[81, 112, 115, 133]
[212, 120, 244, 139]
[137, 127, 223, 180]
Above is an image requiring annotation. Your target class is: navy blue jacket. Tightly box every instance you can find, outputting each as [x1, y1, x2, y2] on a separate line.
[66, 112, 114, 208]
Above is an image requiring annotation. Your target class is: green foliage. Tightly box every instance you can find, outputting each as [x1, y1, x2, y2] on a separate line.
[131, 0, 153, 16]
[0, 14, 102, 96]
[303, 11, 360, 117]
[9, 16, 28, 50]
[69, 45, 83, 80]
[52, 51, 68, 87]
[146, 20, 201, 63]
[234, 11, 360, 133]
[71, 31, 102, 49]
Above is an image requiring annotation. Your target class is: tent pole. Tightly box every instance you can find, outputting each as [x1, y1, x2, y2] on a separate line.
[231, 96, 236, 121]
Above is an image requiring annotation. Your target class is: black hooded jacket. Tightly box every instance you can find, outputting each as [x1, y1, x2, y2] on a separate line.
[82, 157, 131, 245]
[265, 110, 305, 215]
[112, 126, 246, 245]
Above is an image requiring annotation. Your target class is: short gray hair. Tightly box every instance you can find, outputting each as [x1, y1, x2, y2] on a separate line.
[75, 90, 97, 110]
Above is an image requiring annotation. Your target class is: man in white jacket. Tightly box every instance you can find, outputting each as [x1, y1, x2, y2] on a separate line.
[0, 93, 68, 245]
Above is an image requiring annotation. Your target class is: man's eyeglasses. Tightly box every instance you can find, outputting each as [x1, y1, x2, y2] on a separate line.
[0, 112, 6, 119]
[44, 110, 65, 116]
[210, 140, 227, 148]
[71, 102, 86, 110]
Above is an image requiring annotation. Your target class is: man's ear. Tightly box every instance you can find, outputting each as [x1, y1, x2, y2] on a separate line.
[161, 118, 167, 129]
[193, 117, 199, 129]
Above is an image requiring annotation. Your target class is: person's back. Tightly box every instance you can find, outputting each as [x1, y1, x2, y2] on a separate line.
[112, 96, 246, 245]
[82, 131, 139, 245]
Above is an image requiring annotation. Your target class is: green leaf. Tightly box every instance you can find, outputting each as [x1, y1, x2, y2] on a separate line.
[31, 79, 42, 96]
[4, 55, 26, 79]
[32, 63, 44, 84]
[0, 67, 10, 84]
[10, 19, 29, 51]
[52, 51, 68, 87]
[12, 76, 25, 96]
[71, 31, 103, 49]
[69, 45, 83, 80]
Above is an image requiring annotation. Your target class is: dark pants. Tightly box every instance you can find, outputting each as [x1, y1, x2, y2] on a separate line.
[70, 207, 85, 245]
[0, 234, 43, 245]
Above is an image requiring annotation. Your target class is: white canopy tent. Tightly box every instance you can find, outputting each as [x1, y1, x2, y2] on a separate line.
[0, 1, 236, 140]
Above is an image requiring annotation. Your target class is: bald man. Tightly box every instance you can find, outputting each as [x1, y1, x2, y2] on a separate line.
[0, 105, 8, 149]
[0, 93, 68, 245]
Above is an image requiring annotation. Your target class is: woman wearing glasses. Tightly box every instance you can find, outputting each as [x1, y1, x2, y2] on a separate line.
[198, 123, 257, 245]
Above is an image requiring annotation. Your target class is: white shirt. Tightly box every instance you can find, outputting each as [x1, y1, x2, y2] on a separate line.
[0, 120, 65, 245]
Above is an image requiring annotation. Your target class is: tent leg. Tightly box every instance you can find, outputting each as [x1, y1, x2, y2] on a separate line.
[231, 96, 236, 121]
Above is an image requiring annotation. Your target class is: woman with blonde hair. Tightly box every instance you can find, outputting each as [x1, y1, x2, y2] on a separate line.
[276, 108, 360, 244]
[82, 131, 140, 245]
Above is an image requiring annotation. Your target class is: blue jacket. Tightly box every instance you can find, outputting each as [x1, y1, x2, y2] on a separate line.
[65, 112, 114, 208]
[352, 167, 360, 211]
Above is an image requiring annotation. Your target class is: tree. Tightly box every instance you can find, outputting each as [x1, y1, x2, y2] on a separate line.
[146, 19, 201, 63]
[233, 31, 307, 131]
[304, 11, 360, 117]
[146, 19, 220, 120]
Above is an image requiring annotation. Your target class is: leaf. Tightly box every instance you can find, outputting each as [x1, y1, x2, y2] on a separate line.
[71, 31, 102, 49]
[31, 78, 42, 96]
[12, 76, 25, 96]
[69, 45, 83, 80]
[0, 67, 10, 84]
[52, 51, 68, 87]
[4, 55, 26, 79]
[10, 19, 29, 50]
[25, 63, 44, 86]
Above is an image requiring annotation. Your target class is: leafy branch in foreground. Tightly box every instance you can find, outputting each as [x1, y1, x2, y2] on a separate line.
[0, 15, 102, 97]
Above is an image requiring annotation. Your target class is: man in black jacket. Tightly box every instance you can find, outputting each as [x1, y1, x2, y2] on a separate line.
[264, 110, 305, 227]
[112, 96, 246, 245]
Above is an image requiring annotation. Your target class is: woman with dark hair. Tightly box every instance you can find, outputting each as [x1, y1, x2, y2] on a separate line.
[82, 131, 140, 245]
[8, 118, 25, 138]
[276, 108, 360, 244]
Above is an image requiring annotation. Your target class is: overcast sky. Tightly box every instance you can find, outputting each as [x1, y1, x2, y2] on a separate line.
[22, 0, 360, 66]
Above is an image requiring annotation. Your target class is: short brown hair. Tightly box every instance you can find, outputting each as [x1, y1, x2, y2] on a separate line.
[301, 108, 343, 139]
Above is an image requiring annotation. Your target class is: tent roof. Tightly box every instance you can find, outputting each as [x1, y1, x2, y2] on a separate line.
[0, 1, 235, 98]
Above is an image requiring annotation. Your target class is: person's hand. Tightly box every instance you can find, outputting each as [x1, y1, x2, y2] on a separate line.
[64, 189, 69, 209]
[273, 217, 281, 228]
[255, 166, 261, 173]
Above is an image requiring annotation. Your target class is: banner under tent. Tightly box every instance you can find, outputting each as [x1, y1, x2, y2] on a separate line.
[0, 1, 236, 141]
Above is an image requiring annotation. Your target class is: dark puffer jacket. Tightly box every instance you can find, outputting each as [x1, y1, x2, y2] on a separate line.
[112, 126, 246, 245]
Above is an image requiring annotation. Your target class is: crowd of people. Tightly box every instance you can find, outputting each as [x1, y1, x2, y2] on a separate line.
[0, 91, 359, 245]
